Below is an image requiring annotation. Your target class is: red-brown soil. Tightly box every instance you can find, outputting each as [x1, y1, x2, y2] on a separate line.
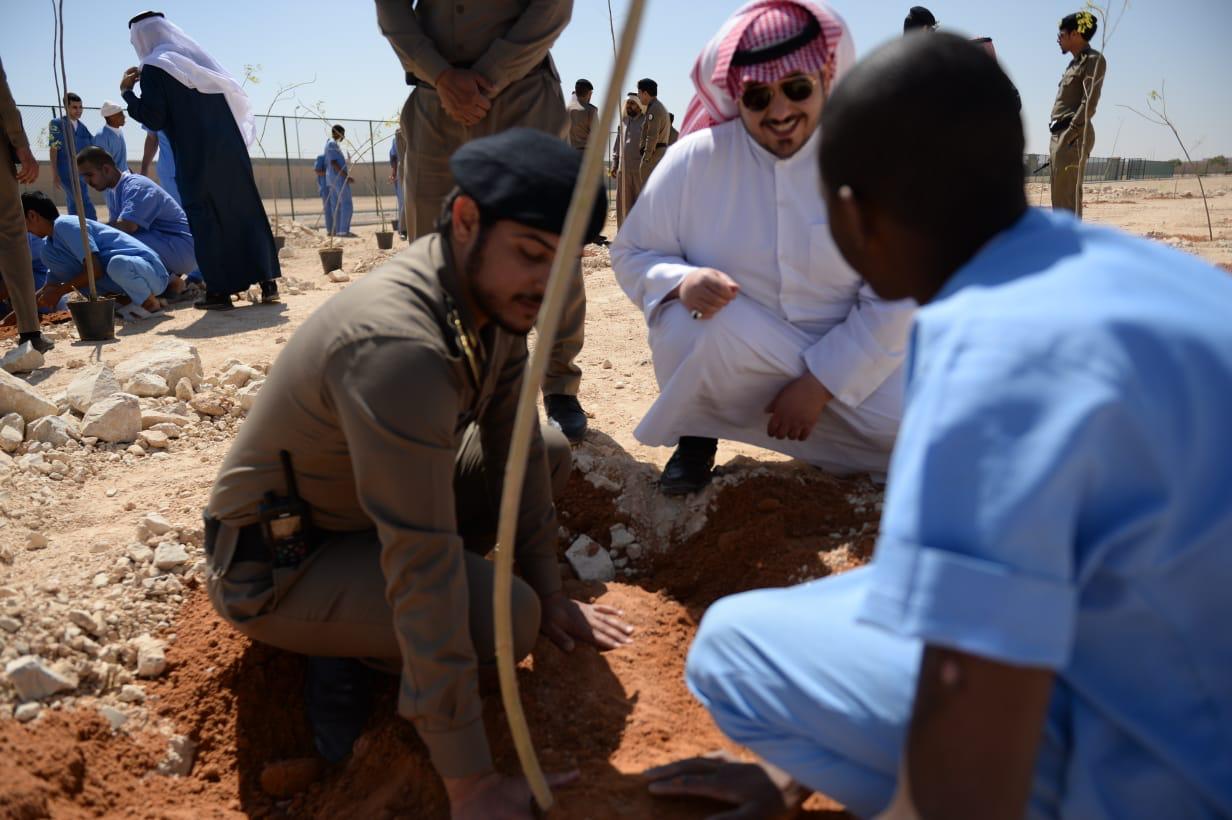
[0, 310, 73, 341]
[0, 470, 870, 818]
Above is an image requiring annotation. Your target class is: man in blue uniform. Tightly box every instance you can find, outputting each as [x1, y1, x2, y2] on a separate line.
[657, 33, 1232, 820]
[23, 191, 168, 318]
[48, 92, 96, 219]
[77, 145, 197, 284]
[93, 101, 129, 170]
[323, 125, 355, 237]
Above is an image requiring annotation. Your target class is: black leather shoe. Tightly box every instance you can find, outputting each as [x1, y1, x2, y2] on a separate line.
[260, 280, 281, 304]
[17, 332, 54, 354]
[545, 394, 588, 443]
[304, 657, 372, 764]
[660, 436, 718, 495]
[193, 291, 234, 311]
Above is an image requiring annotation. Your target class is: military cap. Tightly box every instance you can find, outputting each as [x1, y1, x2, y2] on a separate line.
[449, 128, 607, 243]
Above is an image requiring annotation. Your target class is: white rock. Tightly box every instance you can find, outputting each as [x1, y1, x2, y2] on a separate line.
[173, 377, 194, 401]
[15, 702, 41, 721]
[139, 430, 170, 449]
[68, 610, 102, 636]
[189, 393, 226, 417]
[0, 615, 20, 633]
[153, 542, 189, 570]
[5, 655, 78, 700]
[237, 380, 263, 411]
[327, 269, 350, 283]
[141, 410, 193, 429]
[0, 425, 20, 453]
[220, 364, 259, 388]
[81, 393, 142, 443]
[134, 635, 167, 678]
[609, 523, 636, 549]
[117, 683, 145, 703]
[114, 343, 203, 389]
[66, 364, 122, 414]
[141, 513, 175, 536]
[127, 544, 155, 564]
[0, 369, 59, 421]
[158, 734, 197, 776]
[26, 532, 48, 551]
[28, 415, 80, 447]
[98, 705, 128, 730]
[124, 371, 169, 398]
[126, 444, 146, 457]
[565, 535, 616, 583]
[0, 342, 43, 374]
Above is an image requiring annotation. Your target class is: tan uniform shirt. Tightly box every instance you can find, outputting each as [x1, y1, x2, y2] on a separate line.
[375, 0, 572, 96]
[208, 233, 561, 775]
[1050, 46, 1107, 147]
[639, 97, 670, 171]
[566, 97, 597, 150]
[0, 58, 30, 154]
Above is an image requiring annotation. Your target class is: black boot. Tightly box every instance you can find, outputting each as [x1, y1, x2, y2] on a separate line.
[193, 291, 234, 311]
[304, 657, 373, 764]
[660, 436, 718, 496]
[544, 394, 588, 443]
[17, 332, 54, 354]
[260, 279, 281, 304]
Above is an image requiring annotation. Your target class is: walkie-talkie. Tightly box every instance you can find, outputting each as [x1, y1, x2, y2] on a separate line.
[257, 450, 315, 568]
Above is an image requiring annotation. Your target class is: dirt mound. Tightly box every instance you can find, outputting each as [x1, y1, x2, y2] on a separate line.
[0, 470, 866, 818]
[0, 310, 73, 341]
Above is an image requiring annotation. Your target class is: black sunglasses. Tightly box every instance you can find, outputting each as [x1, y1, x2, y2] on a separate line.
[740, 76, 818, 112]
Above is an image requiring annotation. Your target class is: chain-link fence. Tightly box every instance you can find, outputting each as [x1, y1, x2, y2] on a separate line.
[21, 103, 1180, 229]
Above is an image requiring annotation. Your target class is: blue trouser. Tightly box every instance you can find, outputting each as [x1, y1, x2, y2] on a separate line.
[325, 177, 352, 235]
[158, 159, 181, 206]
[319, 182, 333, 235]
[60, 177, 97, 220]
[132, 229, 197, 277]
[394, 175, 404, 232]
[686, 567, 1067, 818]
[97, 255, 170, 304]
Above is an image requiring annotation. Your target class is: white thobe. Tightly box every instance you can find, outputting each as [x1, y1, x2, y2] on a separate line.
[611, 121, 915, 475]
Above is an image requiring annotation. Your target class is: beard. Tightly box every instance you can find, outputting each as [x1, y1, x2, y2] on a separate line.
[464, 229, 541, 336]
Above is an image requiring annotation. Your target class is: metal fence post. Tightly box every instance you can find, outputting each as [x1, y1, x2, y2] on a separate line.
[281, 116, 296, 221]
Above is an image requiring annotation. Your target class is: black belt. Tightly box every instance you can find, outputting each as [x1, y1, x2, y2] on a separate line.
[1049, 116, 1073, 135]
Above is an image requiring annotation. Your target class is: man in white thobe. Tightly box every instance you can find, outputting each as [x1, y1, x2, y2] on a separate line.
[612, 0, 914, 494]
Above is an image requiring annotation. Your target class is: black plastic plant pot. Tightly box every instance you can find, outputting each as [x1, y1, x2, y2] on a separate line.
[318, 247, 344, 274]
[68, 297, 116, 341]
[375, 231, 393, 250]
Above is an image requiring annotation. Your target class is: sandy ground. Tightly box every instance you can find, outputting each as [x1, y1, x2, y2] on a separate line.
[0, 177, 1229, 818]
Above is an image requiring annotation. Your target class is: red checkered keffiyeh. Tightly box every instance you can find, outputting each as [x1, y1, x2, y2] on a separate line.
[681, 0, 854, 137]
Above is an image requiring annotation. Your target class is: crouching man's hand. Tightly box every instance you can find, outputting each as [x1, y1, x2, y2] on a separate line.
[676, 268, 740, 319]
[541, 592, 634, 651]
[446, 770, 579, 820]
[766, 372, 832, 441]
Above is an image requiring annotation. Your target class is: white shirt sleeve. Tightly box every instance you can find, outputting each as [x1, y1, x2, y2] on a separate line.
[610, 148, 700, 323]
[803, 284, 915, 407]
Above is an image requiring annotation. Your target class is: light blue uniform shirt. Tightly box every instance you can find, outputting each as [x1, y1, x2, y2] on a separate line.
[142, 126, 179, 205]
[859, 209, 1232, 817]
[105, 171, 196, 275]
[314, 154, 328, 198]
[93, 126, 128, 170]
[42, 217, 167, 297]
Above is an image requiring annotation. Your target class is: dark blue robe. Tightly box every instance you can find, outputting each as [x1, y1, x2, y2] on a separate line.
[123, 65, 279, 293]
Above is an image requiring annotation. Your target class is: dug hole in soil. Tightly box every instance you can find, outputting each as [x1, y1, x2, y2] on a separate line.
[0, 459, 878, 819]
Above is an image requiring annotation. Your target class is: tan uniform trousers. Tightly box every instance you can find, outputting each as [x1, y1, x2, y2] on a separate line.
[401, 70, 585, 396]
[0, 140, 39, 335]
[1050, 124, 1094, 218]
[207, 423, 572, 671]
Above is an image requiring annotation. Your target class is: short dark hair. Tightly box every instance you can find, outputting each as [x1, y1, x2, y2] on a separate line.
[64, 92, 81, 106]
[76, 145, 116, 169]
[820, 33, 1025, 258]
[332, 124, 345, 136]
[903, 6, 937, 32]
[637, 78, 658, 96]
[436, 186, 495, 234]
[21, 191, 60, 222]
[1060, 11, 1098, 40]
[575, 79, 593, 94]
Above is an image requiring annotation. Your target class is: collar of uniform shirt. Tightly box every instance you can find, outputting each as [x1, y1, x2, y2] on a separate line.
[436, 233, 489, 363]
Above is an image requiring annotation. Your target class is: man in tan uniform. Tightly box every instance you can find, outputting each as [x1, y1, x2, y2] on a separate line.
[0, 58, 54, 354]
[567, 78, 597, 150]
[612, 93, 645, 228]
[637, 78, 671, 185]
[1049, 11, 1106, 217]
[206, 130, 630, 816]
[375, 0, 591, 441]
